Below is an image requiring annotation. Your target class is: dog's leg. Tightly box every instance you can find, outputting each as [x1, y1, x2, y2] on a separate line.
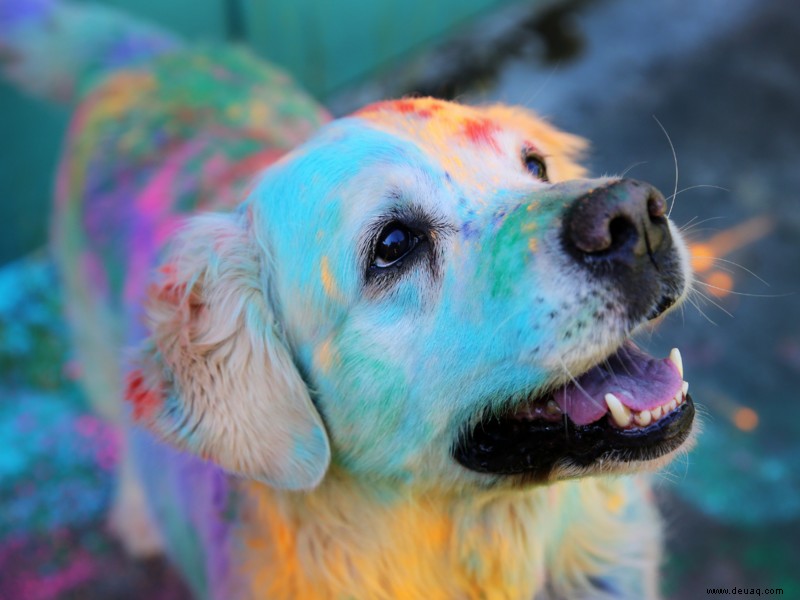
[589, 479, 662, 600]
[107, 429, 164, 557]
[54, 223, 164, 557]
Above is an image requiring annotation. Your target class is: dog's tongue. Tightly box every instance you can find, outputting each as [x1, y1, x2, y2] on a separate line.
[553, 342, 682, 425]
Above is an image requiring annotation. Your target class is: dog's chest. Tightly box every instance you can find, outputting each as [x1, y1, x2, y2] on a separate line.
[216, 477, 649, 600]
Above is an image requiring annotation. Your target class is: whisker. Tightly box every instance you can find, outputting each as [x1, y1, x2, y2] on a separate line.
[556, 356, 607, 444]
[696, 256, 771, 286]
[602, 357, 620, 387]
[679, 215, 730, 234]
[653, 115, 679, 218]
[557, 356, 604, 410]
[666, 183, 729, 204]
[697, 261, 737, 276]
[615, 343, 636, 380]
[681, 215, 700, 230]
[693, 280, 792, 299]
[691, 288, 735, 318]
[685, 294, 718, 326]
[522, 61, 561, 109]
[619, 161, 648, 178]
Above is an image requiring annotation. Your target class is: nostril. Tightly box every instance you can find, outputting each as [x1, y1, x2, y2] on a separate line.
[647, 192, 666, 220]
[607, 215, 638, 254]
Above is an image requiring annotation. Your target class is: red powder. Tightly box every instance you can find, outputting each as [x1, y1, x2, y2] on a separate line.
[151, 265, 188, 305]
[384, 100, 418, 114]
[523, 140, 543, 155]
[356, 99, 443, 119]
[125, 370, 163, 421]
[462, 118, 500, 151]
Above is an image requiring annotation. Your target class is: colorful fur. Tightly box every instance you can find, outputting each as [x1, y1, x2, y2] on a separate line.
[3, 2, 694, 599]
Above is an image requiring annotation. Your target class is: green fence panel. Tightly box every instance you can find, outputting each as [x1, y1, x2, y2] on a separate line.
[242, 0, 518, 97]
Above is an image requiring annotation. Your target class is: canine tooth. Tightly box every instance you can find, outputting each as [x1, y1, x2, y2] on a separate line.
[651, 406, 662, 420]
[682, 381, 689, 396]
[546, 400, 562, 415]
[669, 348, 684, 378]
[634, 410, 652, 427]
[674, 390, 683, 405]
[605, 393, 632, 427]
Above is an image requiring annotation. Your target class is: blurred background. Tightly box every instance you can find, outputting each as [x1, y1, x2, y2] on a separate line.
[1, 0, 798, 598]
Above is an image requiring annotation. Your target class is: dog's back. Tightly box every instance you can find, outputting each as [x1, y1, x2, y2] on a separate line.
[53, 44, 327, 414]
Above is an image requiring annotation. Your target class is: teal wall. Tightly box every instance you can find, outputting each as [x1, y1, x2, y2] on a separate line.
[243, 0, 514, 97]
[0, 84, 69, 265]
[0, 0, 527, 264]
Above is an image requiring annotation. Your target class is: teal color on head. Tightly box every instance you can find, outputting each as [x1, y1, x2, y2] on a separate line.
[247, 122, 440, 330]
[484, 201, 542, 299]
[231, 114, 611, 489]
[322, 341, 413, 477]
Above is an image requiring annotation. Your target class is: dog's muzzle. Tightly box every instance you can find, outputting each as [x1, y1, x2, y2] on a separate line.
[453, 178, 694, 481]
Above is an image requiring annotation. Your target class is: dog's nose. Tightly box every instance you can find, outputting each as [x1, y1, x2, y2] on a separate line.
[562, 179, 669, 267]
[559, 179, 685, 321]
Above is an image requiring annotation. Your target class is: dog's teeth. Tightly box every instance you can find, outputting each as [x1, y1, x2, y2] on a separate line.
[682, 380, 689, 396]
[605, 393, 632, 428]
[669, 348, 683, 378]
[545, 400, 562, 416]
[651, 406, 662, 420]
[634, 410, 652, 427]
[674, 390, 683, 405]
[666, 398, 677, 413]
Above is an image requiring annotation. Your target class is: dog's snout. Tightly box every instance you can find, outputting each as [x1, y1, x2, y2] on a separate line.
[563, 179, 669, 264]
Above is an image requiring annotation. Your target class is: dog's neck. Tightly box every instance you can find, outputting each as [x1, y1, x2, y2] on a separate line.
[233, 471, 655, 599]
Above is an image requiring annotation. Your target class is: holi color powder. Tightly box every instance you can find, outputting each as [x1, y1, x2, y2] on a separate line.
[0, 255, 189, 599]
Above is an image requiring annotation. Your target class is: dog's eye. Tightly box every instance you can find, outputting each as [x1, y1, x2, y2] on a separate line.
[374, 222, 419, 268]
[523, 152, 549, 182]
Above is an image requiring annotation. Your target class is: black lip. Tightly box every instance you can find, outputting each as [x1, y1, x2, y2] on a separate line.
[453, 394, 695, 480]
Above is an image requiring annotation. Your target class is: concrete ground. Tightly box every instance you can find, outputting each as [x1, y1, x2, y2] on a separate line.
[0, 0, 798, 598]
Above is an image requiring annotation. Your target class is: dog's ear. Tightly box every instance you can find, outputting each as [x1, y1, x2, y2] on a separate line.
[127, 211, 330, 490]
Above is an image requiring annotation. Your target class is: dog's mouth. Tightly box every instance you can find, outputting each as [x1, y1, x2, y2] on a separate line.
[453, 341, 694, 480]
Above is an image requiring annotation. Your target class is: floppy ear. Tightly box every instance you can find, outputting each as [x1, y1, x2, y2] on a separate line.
[126, 211, 330, 490]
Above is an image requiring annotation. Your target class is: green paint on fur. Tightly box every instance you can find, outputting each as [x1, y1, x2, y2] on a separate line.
[484, 203, 542, 299]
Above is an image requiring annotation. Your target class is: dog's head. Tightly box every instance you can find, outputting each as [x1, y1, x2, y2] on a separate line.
[130, 98, 694, 491]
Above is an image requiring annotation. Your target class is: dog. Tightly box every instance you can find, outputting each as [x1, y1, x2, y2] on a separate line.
[3, 2, 695, 598]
